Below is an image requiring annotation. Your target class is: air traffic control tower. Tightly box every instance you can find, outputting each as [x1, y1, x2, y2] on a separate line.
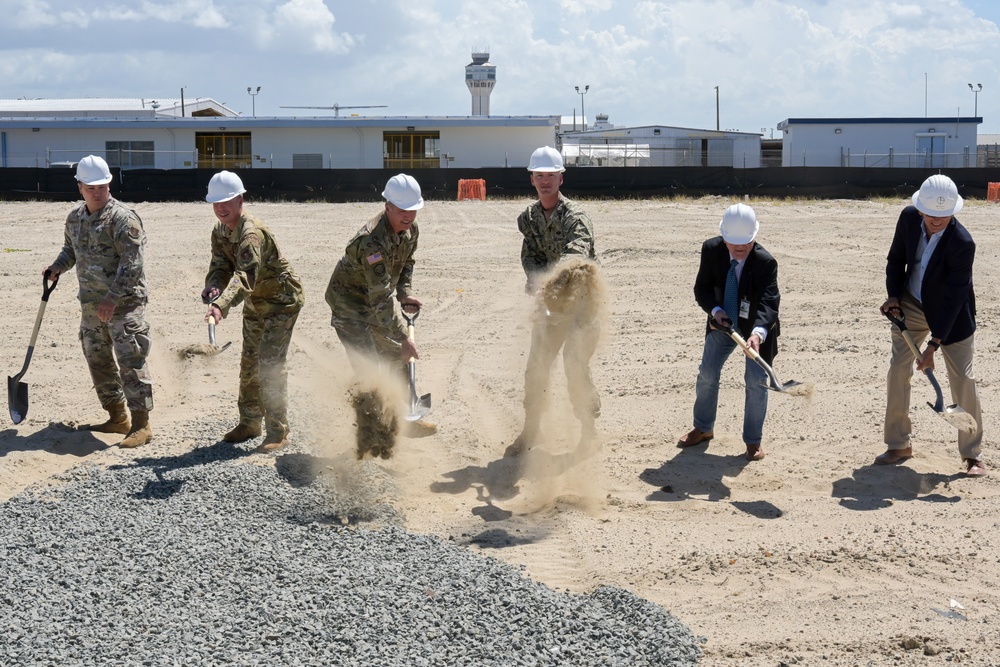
[465, 51, 496, 116]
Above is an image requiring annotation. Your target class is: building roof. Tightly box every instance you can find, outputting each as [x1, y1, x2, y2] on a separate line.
[0, 97, 239, 118]
[0, 115, 560, 130]
[779, 116, 981, 127]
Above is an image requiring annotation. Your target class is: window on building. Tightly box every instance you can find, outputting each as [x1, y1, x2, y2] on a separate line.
[383, 131, 440, 169]
[195, 132, 253, 169]
[105, 141, 155, 168]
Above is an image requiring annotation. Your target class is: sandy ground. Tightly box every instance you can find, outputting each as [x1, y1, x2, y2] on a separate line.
[2, 195, 999, 666]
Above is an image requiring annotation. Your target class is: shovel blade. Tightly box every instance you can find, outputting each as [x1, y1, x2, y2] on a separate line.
[404, 393, 432, 422]
[765, 379, 813, 397]
[206, 341, 232, 356]
[8, 375, 28, 424]
[930, 402, 978, 434]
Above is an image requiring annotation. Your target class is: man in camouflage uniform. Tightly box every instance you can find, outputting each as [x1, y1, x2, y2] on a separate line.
[44, 155, 154, 448]
[505, 146, 602, 457]
[325, 173, 436, 458]
[202, 170, 304, 453]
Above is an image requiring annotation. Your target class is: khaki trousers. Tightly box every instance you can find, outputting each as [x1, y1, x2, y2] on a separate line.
[884, 293, 983, 460]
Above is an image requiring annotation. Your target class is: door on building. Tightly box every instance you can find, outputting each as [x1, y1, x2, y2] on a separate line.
[196, 132, 253, 169]
[383, 131, 440, 169]
[916, 134, 946, 169]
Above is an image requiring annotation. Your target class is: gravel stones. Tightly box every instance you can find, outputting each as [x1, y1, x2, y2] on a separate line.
[0, 450, 699, 666]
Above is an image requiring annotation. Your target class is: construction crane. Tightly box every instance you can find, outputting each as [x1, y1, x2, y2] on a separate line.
[279, 103, 387, 117]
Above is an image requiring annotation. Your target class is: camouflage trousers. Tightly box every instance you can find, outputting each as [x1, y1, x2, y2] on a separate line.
[523, 305, 601, 425]
[331, 315, 406, 459]
[237, 305, 299, 435]
[331, 315, 406, 380]
[79, 300, 154, 412]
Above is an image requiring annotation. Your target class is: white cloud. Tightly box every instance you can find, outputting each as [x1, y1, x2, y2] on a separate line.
[262, 0, 356, 53]
[557, 0, 615, 16]
[9, 0, 57, 28]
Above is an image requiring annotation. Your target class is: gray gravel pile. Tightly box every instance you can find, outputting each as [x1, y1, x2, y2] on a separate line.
[0, 448, 701, 666]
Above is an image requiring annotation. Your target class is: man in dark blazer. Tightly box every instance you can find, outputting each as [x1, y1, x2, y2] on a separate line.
[877, 174, 985, 476]
[678, 203, 780, 461]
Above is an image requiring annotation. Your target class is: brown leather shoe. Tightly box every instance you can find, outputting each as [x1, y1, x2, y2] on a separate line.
[965, 458, 987, 477]
[677, 428, 713, 448]
[874, 447, 912, 465]
[745, 444, 765, 461]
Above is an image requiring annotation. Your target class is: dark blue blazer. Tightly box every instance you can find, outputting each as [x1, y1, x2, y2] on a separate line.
[885, 205, 976, 344]
[694, 236, 781, 362]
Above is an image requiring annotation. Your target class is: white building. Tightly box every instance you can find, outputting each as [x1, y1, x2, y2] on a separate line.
[777, 117, 981, 168]
[0, 97, 236, 119]
[0, 99, 558, 170]
[561, 116, 762, 168]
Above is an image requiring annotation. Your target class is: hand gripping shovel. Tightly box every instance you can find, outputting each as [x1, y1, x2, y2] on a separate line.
[883, 309, 978, 434]
[719, 320, 811, 396]
[400, 305, 431, 422]
[8, 272, 59, 424]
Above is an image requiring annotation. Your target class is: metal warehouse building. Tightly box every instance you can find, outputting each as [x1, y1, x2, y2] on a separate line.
[0, 98, 559, 171]
[778, 116, 982, 168]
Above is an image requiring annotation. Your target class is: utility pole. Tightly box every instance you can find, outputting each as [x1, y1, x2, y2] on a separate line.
[247, 86, 261, 117]
[575, 85, 590, 131]
[714, 86, 720, 131]
[969, 83, 983, 117]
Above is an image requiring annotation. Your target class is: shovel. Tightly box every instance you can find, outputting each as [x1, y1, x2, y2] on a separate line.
[400, 305, 431, 422]
[883, 309, 978, 434]
[207, 315, 232, 355]
[719, 321, 811, 396]
[8, 272, 59, 424]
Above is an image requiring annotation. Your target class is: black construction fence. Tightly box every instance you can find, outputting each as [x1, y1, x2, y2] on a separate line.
[4, 166, 1000, 203]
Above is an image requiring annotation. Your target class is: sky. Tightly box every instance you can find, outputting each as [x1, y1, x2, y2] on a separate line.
[3, 0, 1000, 135]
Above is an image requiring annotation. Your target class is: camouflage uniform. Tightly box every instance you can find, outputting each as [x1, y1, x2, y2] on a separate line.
[50, 196, 154, 413]
[517, 194, 601, 424]
[325, 211, 417, 375]
[325, 210, 420, 458]
[205, 212, 304, 436]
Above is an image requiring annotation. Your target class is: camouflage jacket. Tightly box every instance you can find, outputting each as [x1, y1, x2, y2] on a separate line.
[517, 194, 597, 285]
[205, 212, 304, 318]
[52, 196, 147, 305]
[325, 211, 417, 342]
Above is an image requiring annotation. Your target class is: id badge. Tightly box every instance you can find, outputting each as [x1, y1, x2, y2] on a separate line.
[739, 298, 750, 320]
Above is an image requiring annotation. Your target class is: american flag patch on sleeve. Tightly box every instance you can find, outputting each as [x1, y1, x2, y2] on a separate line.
[367, 252, 383, 265]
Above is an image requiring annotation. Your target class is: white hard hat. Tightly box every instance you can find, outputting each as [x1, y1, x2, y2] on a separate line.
[719, 203, 759, 244]
[75, 155, 113, 185]
[527, 146, 565, 172]
[206, 171, 246, 203]
[912, 174, 963, 217]
[382, 173, 424, 211]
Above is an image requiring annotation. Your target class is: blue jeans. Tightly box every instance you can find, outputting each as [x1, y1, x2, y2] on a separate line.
[692, 329, 768, 445]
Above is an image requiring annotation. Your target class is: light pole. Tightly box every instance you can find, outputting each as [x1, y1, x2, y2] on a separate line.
[575, 85, 589, 131]
[714, 86, 720, 131]
[247, 86, 261, 117]
[968, 83, 982, 117]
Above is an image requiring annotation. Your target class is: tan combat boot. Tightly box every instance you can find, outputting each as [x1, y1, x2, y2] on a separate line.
[223, 422, 262, 443]
[80, 402, 131, 434]
[258, 428, 290, 453]
[119, 410, 152, 448]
